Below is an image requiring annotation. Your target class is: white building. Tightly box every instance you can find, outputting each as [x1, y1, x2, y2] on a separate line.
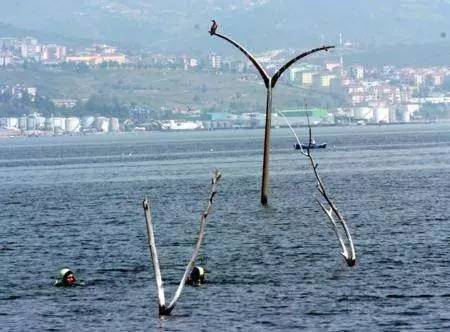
[373, 107, 390, 123]
[398, 104, 420, 122]
[353, 107, 373, 121]
[95, 117, 110, 132]
[81, 116, 95, 129]
[47, 117, 66, 131]
[20, 37, 41, 59]
[18, 116, 27, 130]
[351, 65, 365, 80]
[110, 118, 120, 132]
[389, 108, 397, 123]
[399, 109, 410, 122]
[289, 67, 303, 82]
[41, 44, 66, 62]
[301, 72, 314, 85]
[0, 52, 12, 66]
[161, 120, 203, 130]
[0, 117, 18, 128]
[209, 53, 222, 70]
[65, 117, 80, 133]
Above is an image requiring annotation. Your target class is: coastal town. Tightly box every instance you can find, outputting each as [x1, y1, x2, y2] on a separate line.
[1, 35, 450, 138]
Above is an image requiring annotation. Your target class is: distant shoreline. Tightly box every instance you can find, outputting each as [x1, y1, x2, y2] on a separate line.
[1, 120, 447, 140]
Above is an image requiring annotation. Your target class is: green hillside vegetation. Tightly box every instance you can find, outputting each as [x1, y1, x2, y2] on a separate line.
[0, 65, 343, 118]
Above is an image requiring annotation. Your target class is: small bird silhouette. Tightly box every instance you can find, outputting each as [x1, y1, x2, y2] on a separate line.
[209, 20, 218, 35]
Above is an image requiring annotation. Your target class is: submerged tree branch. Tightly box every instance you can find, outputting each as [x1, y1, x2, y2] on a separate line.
[279, 112, 356, 266]
[143, 198, 166, 313]
[167, 169, 222, 312]
[143, 169, 222, 315]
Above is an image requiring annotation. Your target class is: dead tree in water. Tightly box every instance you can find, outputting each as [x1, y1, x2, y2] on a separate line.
[142, 169, 222, 315]
[209, 19, 334, 206]
[279, 112, 356, 266]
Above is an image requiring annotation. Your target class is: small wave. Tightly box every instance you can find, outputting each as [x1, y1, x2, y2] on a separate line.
[306, 311, 335, 316]
[392, 320, 411, 327]
[337, 294, 381, 302]
[96, 266, 147, 274]
[386, 294, 435, 299]
[399, 311, 423, 316]
[5, 201, 22, 205]
[0, 246, 14, 251]
[258, 320, 278, 327]
[0, 294, 21, 301]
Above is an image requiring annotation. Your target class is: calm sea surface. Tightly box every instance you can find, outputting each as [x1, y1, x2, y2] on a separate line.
[1, 124, 449, 331]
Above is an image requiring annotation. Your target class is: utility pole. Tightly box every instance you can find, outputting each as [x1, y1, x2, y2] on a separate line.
[209, 20, 334, 205]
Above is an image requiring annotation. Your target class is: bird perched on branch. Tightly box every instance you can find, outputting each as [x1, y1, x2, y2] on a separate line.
[209, 20, 218, 35]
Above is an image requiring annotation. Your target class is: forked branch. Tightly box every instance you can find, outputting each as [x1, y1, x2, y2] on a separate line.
[271, 45, 335, 88]
[210, 19, 333, 206]
[279, 112, 356, 266]
[211, 24, 334, 90]
[143, 169, 222, 315]
[212, 31, 270, 87]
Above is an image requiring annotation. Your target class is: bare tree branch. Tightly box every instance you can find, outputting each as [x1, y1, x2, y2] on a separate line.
[271, 46, 335, 88]
[143, 169, 222, 315]
[279, 111, 308, 157]
[167, 170, 222, 312]
[212, 32, 270, 88]
[143, 198, 166, 313]
[279, 112, 356, 266]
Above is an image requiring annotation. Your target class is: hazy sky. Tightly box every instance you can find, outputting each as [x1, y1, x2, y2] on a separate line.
[1, 0, 450, 52]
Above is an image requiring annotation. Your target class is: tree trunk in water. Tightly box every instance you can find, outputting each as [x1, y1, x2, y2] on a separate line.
[261, 84, 272, 206]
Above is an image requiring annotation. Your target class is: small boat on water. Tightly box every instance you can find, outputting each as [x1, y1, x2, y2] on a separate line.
[294, 141, 327, 150]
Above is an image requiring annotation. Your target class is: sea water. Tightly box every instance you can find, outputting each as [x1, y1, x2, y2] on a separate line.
[1, 124, 449, 330]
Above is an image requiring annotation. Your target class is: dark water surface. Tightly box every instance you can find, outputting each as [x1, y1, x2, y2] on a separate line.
[1, 124, 449, 331]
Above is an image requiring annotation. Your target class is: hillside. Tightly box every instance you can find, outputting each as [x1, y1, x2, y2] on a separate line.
[0, 66, 344, 117]
[1, 0, 450, 53]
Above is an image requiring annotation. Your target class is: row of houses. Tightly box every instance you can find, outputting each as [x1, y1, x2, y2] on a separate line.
[0, 37, 127, 65]
[0, 84, 37, 101]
